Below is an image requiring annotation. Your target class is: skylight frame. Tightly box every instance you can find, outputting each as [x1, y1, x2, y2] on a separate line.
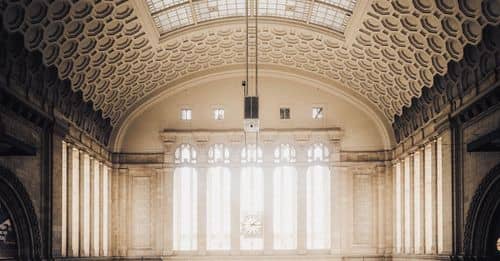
[144, 0, 357, 35]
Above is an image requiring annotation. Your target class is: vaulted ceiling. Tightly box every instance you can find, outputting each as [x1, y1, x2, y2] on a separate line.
[1, 0, 499, 127]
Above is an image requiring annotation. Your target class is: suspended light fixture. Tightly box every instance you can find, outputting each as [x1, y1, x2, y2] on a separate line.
[243, 0, 259, 135]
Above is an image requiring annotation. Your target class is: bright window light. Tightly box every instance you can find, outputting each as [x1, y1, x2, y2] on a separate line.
[181, 108, 192, 121]
[213, 108, 225, 120]
[312, 107, 324, 119]
[144, 0, 356, 34]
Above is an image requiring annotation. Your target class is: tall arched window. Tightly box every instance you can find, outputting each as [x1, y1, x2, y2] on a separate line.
[273, 144, 298, 249]
[173, 144, 198, 250]
[240, 144, 264, 250]
[206, 144, 231, 250]
[306, 143, 331, 249]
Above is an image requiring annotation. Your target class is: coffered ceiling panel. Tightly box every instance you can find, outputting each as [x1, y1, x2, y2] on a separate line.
[1, 0, 499, 126]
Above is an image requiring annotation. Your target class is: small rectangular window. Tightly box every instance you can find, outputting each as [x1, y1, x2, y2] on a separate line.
[213, 108, 224, 120]
[181, 108, 192, 120]
[312, 107, 324, 119]
[280, 108, 290, 119]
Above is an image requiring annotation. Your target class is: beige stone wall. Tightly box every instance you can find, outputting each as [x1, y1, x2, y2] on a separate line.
[462, 108, 500, 219]
[0, 111, 42, 219]
[111, 129, 392, 259]
[117, 74, 392, 153]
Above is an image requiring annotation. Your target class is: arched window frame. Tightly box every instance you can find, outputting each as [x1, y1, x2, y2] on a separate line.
[208, 144, 230, 164]
[307, 143, 330, 163]
[241, 144, 263, 164]
[174, 143, 197, 165]
[274, 143, 297, 164]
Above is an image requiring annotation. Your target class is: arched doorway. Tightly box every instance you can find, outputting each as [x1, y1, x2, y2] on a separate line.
[0, 165, 41, 259]
[464, 163, 500, 260]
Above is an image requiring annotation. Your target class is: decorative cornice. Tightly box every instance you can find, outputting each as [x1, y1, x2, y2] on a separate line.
[393, 24, 500, 144]
[0, 27, 112, 146]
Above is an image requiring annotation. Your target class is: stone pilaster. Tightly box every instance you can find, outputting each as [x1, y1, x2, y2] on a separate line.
[66, 145, 79, 256]
[79, 151, 90, 256]
[414, 149, 425, 254]
[330, 166, 346, 254]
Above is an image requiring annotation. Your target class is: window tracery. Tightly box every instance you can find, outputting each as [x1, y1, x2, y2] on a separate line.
[307, 143, 329, 163]
[175, 144, 197, 164]
[165, 131, 338, 253]
[241, 144, 263, 164]
[274, 143, 296, 163]
[208, 144, 230, 164]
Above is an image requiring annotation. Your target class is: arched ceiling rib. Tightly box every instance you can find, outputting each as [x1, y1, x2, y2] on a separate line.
[1, 0, 499, 126]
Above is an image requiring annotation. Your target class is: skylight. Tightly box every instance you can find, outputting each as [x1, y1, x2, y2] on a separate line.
[144, 0, 357, 34]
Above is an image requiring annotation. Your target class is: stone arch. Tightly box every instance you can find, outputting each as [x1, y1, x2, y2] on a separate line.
[464, 163, 500, 259]
[0, 165, 41, 259]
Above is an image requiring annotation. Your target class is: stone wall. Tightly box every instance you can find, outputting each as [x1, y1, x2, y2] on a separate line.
[111, 129, 392, 259]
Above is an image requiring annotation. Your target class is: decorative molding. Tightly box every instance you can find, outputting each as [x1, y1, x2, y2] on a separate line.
[112, 152, 164, 165]
[0, 165, 42, 259]
[0, 27, 112, 146]
[1, 1, 498, 125]
[463, 163, 500, 258]
[393, 24, 500, 143]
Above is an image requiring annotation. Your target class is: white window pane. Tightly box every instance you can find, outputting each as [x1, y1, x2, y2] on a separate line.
[207, 167, 231, 250]
[240, 166, 264, 250]
[173, 167, 198, 250]
[153, 4, 193, 33]
[194, 0, 246, 22]
[310, 2, 350, 31]
[213, 108, 225, 120]
[273, 166, 298, 249]
[312, 107, 324, 119]
[145, 0, 188, 13]
[306, 165, 331, 249]
[180, 109, 192, 121]
[258, 0, 310, 21]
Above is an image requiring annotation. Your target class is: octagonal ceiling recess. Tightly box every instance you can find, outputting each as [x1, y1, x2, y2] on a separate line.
[1, 0, 499, 126]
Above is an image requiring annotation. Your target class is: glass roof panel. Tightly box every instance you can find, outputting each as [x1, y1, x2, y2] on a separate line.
[145, 0, 188, 13]
[257, 0, 311, 21]
[152, 4, 193, 33]
[144, 0, 357, 35]
[320, 0, 356, 10]
[309, 2, 350, 32]
[194, 0, 246, 23]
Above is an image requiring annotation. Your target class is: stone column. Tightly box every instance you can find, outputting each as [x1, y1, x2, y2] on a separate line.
[98, 163, 106, 256]
[89, 157, 100, 256]
[229, 143, 241, 255]
[437, 133, 453, 255]
[394, 161, 404, 254]
[52, 128, 67, 257]
[424, 140, 437, 254]
[376, 165, 386, 254]
[117, 168, 129, 256]
[110, 167, 119, 256]
[384, 163, 393, 255]
[66, 145, 79, 256]
[404, 155, 414, 254]
[296, 164, 307, 254]
[414, 149, 425, 254]
[162, 138, 176, 256]
[197, 142, 208, 255]
[263, 144, 274, 254]
[163, 166, 174, 256]
[330, 165, 345, 254]
[79, 151, 90, 256]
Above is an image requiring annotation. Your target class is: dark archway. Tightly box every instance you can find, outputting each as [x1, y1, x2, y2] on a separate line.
[0, 165, 41, 259]
[464, 163, 500, 259]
